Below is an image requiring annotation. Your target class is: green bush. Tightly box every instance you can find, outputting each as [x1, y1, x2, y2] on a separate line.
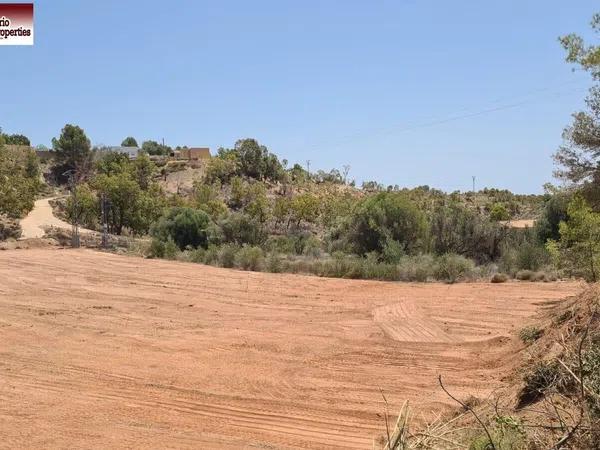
[433, 254, 476, 283]
[0, 144, 41, 218]
[265, 253, 283, 273]
[236, 246, 264, 271]
[219, 212, 266, 246]
[430, 201, 504, 263]
[151, 207, 211, 250]
[163, 238, 180, 260]
[218, 244, 238, 268]
[0, 214, 21, 240]
[397, 254, 435, 282]
[148, 238, 166, 258]
[381, 239, 404, 264]
[500, 240, 550, 275]
[582, 344, 600, 415]
[302, 236, 323, 258]
[489, 202, 511, 221]
[491, 273, 509, 283]
[519, 326, 543, 343]
[344, 192, 428, 256]
[265, 235, 298, 254]
[515, 270, 534, 281]
[203, 245, 219, 265]
[186, 247, 206, 263]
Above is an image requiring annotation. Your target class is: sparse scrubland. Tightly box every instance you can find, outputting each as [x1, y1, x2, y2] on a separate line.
[2, 132, 577, 283]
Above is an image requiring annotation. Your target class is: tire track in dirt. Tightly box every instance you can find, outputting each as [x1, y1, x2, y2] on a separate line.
[372, 299, 455, 342]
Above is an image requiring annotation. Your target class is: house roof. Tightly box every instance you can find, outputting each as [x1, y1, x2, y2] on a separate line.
[108, 146, 140, 157]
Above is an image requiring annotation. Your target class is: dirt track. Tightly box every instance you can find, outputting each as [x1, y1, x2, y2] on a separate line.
[0, 249, 581, 448]
[19, 197, 93, 239]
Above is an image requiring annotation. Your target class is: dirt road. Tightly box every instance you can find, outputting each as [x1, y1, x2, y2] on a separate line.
[19, 197, 92, 239]
[0, 249, 581, 448]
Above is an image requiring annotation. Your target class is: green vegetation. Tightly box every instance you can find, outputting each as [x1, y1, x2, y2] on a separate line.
[551, 196, 600, 281]
[0, 134, 41, 219]
[518, 325, 543, 344]
[51, 124, 93, 183]
[141, 140, 171, 156]
[151, 207, 211, 250]
[491, 273, 509, 283]
[121, 136, 138, 147]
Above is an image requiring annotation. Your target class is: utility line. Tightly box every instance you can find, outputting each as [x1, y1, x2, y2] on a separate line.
[302, 80, 588, 152]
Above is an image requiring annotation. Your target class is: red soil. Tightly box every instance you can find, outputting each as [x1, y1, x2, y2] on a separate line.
[0, 249, 581, 448]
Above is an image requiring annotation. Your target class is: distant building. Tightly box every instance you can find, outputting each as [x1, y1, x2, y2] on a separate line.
[173, 147, 211, 161]
[108, 146, 140, 160]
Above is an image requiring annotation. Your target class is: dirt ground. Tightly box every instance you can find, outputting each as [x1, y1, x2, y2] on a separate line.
[19, 197, 93, 239]
[0, 249, 581, 449]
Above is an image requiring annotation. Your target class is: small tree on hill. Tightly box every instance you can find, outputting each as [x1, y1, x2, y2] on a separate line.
[51, 124, 93, 182]
[141, 140, 171, 156]
[121, 136, 138, 147]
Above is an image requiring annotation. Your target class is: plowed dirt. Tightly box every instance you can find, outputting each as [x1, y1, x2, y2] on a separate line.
[0, 249, 581, 448]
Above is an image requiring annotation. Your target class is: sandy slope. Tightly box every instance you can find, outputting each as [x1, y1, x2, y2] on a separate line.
[19, 197, 92, 239]
[0, 249, 581, 449]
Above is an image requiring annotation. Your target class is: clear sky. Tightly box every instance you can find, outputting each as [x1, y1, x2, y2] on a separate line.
[1, 0, 598, 193]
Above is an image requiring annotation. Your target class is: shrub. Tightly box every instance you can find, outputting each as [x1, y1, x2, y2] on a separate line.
[582, 344, 600, 415]
[430, 201, 503, 263]
[516, 242, 550, 271]
[203, 245, 219, 265]
[218, 244, 238, 268]
[148, 238, 166, 258]
[433, 254, 476, 283]
[344, 192, 428, 256]
[489, 202, 510, 221]
[219, 212, 266, 246]
[381, 239, 404, 264]
[515, 270, 534, 281]
[519, 362, 561, 405]
[519, 326, 543, 343]
[265, 253, 283, 273]
[236, 245, 264, 271]
[397, 254, 435, 282]
[163, 238, 180, 260]
[265, 235, 297, 254]
[186, 247, 206, 263]
[151, 207, 211, 250]
[491, 273, 509, 283]
[530, 271, 552, 282]
[302, 236, 323, 258]
[0, 214, 21, 240]
[0, 145, 40, 218]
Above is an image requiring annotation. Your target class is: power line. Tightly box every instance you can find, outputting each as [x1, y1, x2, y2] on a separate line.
[300, 80, 588, 154]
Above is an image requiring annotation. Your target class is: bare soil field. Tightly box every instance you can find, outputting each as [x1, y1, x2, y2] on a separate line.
[0, 249, 581, 449]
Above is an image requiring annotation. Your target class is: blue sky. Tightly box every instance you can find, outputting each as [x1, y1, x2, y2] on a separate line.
[1, 0, 597, 193]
